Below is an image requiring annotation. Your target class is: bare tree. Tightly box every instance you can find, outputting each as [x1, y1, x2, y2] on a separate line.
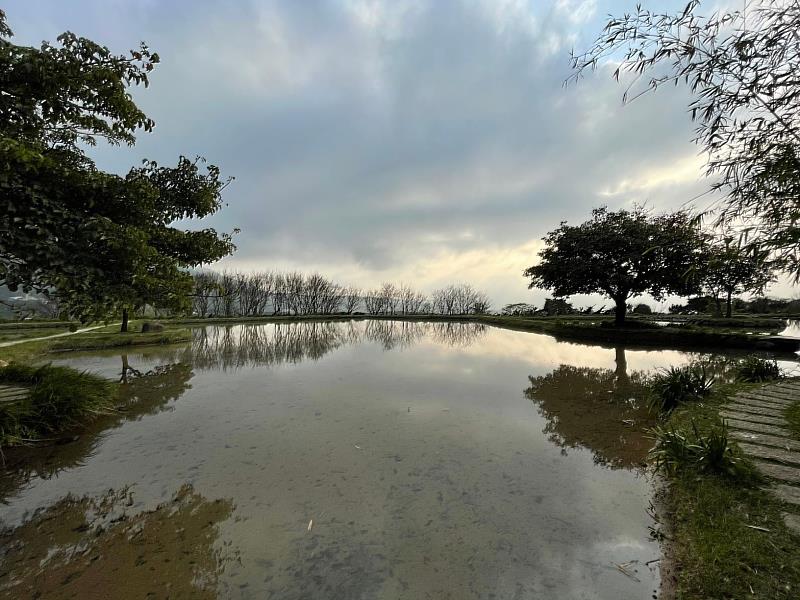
[364, 287, 385, 315]
[213, 271, 241, 317]
[238, 272, 273, 316]
[272, 272, 287, 315]
[343, 286, 361, 314]
[191, 271, 219, 317]
[380, 282, 399, 315]
[431, 283, 490, 315]
[284, 271, 305, 315]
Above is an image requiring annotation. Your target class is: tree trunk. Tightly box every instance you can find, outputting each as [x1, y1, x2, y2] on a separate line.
[120, 354, 130, 383]
[726, 291, 732, 318]
[614, 346, 629, 384]
[614, 298, 627, 326]
[121, 307, 129, 333]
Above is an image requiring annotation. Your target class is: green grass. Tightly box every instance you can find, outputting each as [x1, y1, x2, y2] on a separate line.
[0, 320, 73, 330]
[660, 383, 800, 599]
[0, 325, 72, 343]
[0, 325, 190, 362]
[0, 322, 190, 447]
[0, 363, 118, 446]
[47, 328, 189, 352]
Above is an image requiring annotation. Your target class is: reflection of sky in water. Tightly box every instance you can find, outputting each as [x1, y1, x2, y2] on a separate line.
[5, 320, 797, 599]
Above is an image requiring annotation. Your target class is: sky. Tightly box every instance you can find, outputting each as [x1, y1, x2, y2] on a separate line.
[7, 0, 798, 309]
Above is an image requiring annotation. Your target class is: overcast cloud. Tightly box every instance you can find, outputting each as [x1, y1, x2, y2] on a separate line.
[8, 0, 797, 308]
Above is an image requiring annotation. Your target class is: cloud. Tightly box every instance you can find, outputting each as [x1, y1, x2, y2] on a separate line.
[8, 0, 793, 306]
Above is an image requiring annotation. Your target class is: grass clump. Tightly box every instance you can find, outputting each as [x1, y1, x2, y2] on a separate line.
[0, 363, 117, 446]
[649, 364, 715, 413]
[649, 420, 754, 480]
[735, 356, 783, 383]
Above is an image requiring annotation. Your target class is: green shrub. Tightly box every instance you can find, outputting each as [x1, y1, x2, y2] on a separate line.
[735, 356, 782, 383]
[0, 363, 117, 445]
[632, 302, 652, 315]
[649, 421, 753, 480]
[649, 364, 715, 413]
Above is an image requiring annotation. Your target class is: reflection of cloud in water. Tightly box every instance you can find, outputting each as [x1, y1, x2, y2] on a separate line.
[456, 328, 697, 373]
[11, 320, 665, 599]
[0, 484, 233, 600]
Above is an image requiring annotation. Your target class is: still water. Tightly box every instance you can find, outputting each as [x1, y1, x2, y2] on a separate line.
[0, 321, 755, 599]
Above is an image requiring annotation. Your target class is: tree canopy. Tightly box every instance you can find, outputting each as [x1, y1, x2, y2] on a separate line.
[524, 207, 704, 324]
[571, 0, 800, 278]
[0, 10, 235, 328]
[702, 236, 776, 317]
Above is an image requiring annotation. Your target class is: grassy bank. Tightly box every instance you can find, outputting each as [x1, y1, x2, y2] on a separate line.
[0, 364, 118, 446]
[0, 320, 73, 330]
[48, 328, 190, 352]
[0, 325, 73, 343]
[0, 323, 191, 364]
[0, 323, 191, 447]
[660, 383, 800, 599]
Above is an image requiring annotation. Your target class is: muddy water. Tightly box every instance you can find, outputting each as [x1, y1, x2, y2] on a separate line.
[0, 321, 720, 599]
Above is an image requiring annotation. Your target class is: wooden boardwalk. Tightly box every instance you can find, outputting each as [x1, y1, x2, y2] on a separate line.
[0, 384, 30, 404]
[724, 378, 800, 534]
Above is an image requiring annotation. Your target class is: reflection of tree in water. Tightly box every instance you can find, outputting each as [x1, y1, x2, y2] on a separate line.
[0, 359, 193, 501]
[524, 351, 655, 469]
[184, 322, 351, 370]
[363, 319, 428, 350]
[176, 320, 488, 370]
[0, 484, 234, 600]
[429, 321, 488, 347]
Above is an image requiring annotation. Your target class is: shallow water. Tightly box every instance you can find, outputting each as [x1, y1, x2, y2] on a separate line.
[1, 320, 775, 599]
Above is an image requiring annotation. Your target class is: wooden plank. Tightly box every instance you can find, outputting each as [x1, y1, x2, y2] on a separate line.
[753, 390, 797, 403]
[727, 403, 784, 418]
[730, 430, 800, 452]
[783, 513, 800, 535]
[736, 392, 793, 408]
[753, 461, 800, 484]
[732, 396, 793, 411]
[720, 411, 786, 427]
[725, 419, 793, 438]
[738, 443, 800, 468]
[773, 484, 800, 507]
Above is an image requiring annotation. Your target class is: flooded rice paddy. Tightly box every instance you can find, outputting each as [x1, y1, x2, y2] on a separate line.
[1, 320, 789, 599]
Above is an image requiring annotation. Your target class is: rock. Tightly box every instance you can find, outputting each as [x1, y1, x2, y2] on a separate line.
[0, 359, 8, 368]
[141, 322, 165, 333]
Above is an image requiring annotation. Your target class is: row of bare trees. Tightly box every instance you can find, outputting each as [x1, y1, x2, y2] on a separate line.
[190, 271, 491, 317]
[430, 284, 491, 315]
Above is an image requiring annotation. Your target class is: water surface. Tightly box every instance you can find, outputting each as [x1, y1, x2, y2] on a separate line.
[1, 320, 749, 599]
